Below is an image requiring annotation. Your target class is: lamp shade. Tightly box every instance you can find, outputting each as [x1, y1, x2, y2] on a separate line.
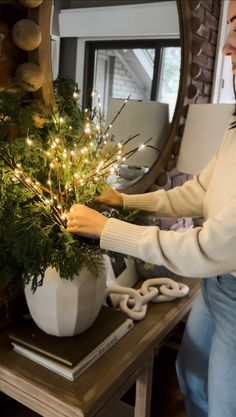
[176, 103, 234, 174]
[107, 98, 170, 167]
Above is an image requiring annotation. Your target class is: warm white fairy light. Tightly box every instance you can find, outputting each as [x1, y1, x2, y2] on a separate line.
[84, 123, 91, 134]
[139, 144, 145, 151]
[2, 91, 142, 230]
[26, 137, 33, 146]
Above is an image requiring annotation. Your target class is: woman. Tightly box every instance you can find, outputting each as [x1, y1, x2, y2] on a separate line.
[67, 2, 236, 416]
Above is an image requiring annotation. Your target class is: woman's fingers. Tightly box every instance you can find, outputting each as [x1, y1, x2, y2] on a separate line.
[66, 204, 108, 238]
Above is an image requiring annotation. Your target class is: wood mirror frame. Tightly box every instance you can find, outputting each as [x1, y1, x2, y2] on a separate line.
[1, 0, 221, 193]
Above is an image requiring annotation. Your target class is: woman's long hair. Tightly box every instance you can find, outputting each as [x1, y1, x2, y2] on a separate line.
[233, 75, 236, 110]
[229, 75, 236, 127]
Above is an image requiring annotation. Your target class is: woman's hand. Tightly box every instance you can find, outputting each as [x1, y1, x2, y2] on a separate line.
[94, 187, 123, 208]
[66, 204, 108, 239]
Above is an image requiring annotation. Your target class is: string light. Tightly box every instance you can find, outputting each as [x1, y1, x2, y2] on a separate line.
[26, 137, 33, 146]
[1, 89, 148, 229]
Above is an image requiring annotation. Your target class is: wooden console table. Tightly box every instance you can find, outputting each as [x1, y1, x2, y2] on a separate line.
[0, 276, 199, 417]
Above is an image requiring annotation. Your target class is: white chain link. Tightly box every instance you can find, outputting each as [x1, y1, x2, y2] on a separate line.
[105, 277, 189, 320]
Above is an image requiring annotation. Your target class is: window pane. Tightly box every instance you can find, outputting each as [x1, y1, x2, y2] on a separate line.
[158, 47, 181, 121]
[92, 48, 155, 116]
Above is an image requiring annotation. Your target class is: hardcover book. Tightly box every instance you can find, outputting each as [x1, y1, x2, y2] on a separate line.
[9, 306, 133, 381]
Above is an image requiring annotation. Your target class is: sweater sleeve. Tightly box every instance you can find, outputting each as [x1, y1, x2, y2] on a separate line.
[121, 152, 218, 218]
[100, 196, 236, 278]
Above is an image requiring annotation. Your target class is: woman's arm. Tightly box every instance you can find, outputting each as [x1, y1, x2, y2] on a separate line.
[121, 152, 218, 218]
[100, 195, 236, 278]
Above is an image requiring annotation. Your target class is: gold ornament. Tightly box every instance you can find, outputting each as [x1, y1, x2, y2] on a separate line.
[12, 19, 41, 52]
[15, 62, 44, 92]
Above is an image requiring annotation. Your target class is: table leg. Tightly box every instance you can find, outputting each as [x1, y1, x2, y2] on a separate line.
[134, 353, 154, 417]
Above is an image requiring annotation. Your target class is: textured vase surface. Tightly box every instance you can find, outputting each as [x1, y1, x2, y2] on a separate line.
[24, 266, 107, 336]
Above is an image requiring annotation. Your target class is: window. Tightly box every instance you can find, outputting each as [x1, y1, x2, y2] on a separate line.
[83, 39, 180, 121]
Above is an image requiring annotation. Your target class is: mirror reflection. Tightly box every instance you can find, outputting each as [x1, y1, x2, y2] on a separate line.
[86, 40, 180, 120]
[51, 1, 180, 188]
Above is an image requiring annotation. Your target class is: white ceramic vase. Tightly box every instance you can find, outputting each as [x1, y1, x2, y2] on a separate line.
[24, 266, 107, 337]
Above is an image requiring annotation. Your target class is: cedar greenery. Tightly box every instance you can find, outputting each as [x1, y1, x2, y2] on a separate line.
[0, 79, 140, 292]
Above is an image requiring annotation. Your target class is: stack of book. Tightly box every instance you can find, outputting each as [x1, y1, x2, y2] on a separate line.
[8, 306, 133, 381]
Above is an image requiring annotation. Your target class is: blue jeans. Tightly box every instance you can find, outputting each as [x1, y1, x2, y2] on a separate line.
[176, 275, 236, 417]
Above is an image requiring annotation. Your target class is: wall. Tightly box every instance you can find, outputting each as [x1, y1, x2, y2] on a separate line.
[157, 0, 222, 232]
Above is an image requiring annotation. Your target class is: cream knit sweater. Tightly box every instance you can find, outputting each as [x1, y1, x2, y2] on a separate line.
[100, 123, 236, 278]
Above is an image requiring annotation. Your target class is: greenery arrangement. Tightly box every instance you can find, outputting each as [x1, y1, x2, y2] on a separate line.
[0, 79, 145, 291]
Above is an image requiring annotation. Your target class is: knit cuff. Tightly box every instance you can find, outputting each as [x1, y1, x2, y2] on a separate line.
[100, 218, 146, 259]
[121, 190, 165, 211]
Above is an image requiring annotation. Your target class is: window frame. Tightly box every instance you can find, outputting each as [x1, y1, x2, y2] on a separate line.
[83, 38, 180, 109]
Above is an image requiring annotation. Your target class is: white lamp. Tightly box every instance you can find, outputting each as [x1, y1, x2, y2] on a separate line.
[107, 98, 170, 168]
[176, 103, 234, 174]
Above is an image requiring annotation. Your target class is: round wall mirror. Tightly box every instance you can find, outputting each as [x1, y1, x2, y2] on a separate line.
[52, 0, 181, 190]
[0, 0, 221, 194]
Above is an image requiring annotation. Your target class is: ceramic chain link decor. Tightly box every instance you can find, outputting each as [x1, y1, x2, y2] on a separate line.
[106, 277, 189, 320]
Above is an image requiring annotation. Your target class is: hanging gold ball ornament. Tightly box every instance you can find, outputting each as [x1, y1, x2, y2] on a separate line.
[18, 0, 43, 8]
[12, 19, 42, 52]
[15, 62, 44, 91]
